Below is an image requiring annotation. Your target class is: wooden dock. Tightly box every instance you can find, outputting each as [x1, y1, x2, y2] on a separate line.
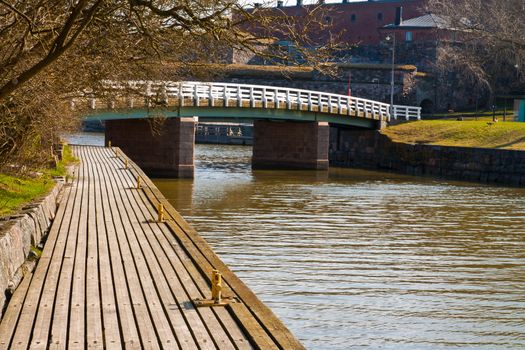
[0, 146, 304, 349]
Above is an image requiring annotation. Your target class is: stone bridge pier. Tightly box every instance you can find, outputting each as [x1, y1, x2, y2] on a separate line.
[252, 120, 330, 170]
[105, 117, 196, 178]
[105, 118, 331, 177]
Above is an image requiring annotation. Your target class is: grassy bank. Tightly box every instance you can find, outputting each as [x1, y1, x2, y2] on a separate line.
[383, 120, 525, 150]
[0, 145, 77, 217]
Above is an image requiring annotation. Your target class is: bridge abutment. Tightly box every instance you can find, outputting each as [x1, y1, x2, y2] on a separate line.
[252, 120, 329, 170]
[105, 117, 196, 178]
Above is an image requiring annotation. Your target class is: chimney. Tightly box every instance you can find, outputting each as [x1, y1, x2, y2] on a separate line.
[254, 3, 261, 8]
[297, 0, 303, 6]
[318, 0, 325, 4]
[395, 6, 403, 25]
[342, 0, 348, 3]
[277, 0, 283, 7]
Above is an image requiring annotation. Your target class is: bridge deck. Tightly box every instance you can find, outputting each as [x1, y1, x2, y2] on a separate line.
[0, 146, 303, 349]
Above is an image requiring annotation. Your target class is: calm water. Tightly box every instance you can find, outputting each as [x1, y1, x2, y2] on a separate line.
[71, 134, 525, 349]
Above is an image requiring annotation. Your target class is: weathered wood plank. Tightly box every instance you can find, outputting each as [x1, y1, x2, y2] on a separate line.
[68, 147, 90, 349]
[94, 147, 142, 349]
[47, 149, 87, 349]
[99, 148, 162, 349]
[90, 147, 123, 349]
[103, 149, 180, 349]
[0, 273, 32, 349]
[85, 147, 104, 349]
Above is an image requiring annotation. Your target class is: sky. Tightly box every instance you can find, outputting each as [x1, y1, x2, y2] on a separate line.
[246, 0, 367, 5]
[280, 0, 359, 3]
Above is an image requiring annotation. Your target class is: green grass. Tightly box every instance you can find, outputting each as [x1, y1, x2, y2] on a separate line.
[0, 144, 78, 217]
[383, 120, 525, 150]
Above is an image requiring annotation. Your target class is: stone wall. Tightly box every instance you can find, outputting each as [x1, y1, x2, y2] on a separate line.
[0, 180, 63, 318]
[330, 128, 525, 186]
[218, 64, 417, 106]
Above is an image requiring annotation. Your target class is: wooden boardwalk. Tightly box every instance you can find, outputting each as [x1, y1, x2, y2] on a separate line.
[0, 146, 304, 350]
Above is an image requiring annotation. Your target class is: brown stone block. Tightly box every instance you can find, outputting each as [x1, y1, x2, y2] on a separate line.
[106, 117, 195, 178]
[253, 120, 329, 170]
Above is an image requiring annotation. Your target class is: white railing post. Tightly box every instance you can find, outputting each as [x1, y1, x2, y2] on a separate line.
[223, 85, 228, 107]
[250, 86, 255, 108]
[193, 84, 199, 106]
[145, 81, 152, 107]
[209, 84, 214, 107]
[262, 87, 267, 108]
[286, 89, 291, 109]
[178, 82, 183, 107]
[337, 96, 343, 114]
[308, 92, 312, 112]
[161, 84, 168, 105]
[237, 85, 242, 107]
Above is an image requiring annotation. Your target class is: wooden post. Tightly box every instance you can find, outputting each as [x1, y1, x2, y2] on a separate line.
[157, 203, 164, 222]
[211, 270, 222, 304]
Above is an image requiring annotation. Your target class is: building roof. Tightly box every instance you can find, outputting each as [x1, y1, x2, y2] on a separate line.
[384, 13, 449, 29]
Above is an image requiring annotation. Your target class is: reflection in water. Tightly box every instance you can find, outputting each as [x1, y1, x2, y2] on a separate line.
[155, 144, 525, 350]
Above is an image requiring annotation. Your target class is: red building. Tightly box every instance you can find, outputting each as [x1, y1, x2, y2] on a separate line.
[379, 12, 456, 44]
[256, 0, 428, 46]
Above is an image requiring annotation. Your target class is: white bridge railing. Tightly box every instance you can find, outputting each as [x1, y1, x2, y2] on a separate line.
[81, 81, 421, 121]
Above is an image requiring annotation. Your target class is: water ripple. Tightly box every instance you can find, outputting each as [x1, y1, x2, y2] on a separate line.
[154, 144, 525, 350]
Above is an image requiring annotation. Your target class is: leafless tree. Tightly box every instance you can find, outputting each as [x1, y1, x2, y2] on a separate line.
[0, 0, 341, 169]
[428, 0, 525, 98]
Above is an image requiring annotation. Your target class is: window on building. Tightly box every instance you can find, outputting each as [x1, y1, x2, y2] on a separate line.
[351, 14, 356, 22]
[405, 31, 413, 42]
[377, 12, 383, 21]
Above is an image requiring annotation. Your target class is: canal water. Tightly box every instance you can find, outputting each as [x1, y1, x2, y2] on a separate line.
[71, 134, 525, 349]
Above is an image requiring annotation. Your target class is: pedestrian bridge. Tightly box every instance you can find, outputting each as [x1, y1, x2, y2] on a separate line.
[78, 81, 421, 177]
[80, 81, 421, 128]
